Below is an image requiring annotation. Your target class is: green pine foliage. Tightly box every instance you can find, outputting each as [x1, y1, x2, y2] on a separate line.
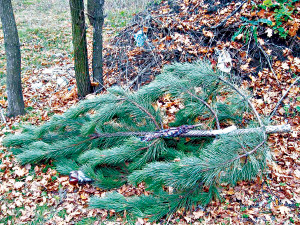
[3, 61, 270, 221]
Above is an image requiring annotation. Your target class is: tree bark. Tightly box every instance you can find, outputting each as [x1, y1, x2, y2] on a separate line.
[87, 0, 105, 92]
[91, 124, 291, 139]
[0, 0, 25, 117]
[69, 0, 92, 98]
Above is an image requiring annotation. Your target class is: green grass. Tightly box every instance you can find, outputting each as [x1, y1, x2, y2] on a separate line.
[0, 0, 152, 85]
[104, 0, 151, 29]
[75, 217, 103, 225]
[0, 0, 72, 84]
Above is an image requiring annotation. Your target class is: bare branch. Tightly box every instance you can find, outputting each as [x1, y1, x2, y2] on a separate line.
[125, 60, 156, 90]
[258, 44, 279, 84]
[211, 0, 247, 29]
[270, 76, 300, 118]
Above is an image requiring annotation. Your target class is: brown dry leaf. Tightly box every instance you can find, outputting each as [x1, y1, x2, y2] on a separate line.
[184, 214, 192, 223]
[257, 38, 265, 45]
[281, 62, 289, 70]
[257, 9, 265, 18]
[227, 188, 235, 195]
[80, 193, 89, 200]
[277, 206, 291, 215]
[64, 88, 77, 101]
[266, 49, 272, 55]
[240, 63, 249, 71]
[193, 210, 205, 219]
[136, 217, 145, 225]
[13, 167, 28, 177]
[14, 182, 24, 190]
[202, 29, 214, 38]
[288, 21, 299, 37]
[0, 99, 6, 106]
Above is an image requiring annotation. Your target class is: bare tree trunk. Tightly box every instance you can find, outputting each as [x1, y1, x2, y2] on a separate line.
[0, 0, 25, 117]
[87, 0, 105, 92]
[69, 0, 92, 98]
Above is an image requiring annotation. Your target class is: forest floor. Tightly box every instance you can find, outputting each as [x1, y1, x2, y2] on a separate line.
[0, 0, 299, 224]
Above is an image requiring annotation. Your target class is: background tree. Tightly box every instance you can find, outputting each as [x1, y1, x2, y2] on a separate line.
[88, 0, 105, 92]
[69, 0, 92, 98]
[0, 0, 25, 117]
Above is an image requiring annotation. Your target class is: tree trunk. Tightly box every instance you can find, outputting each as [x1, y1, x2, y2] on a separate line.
[87, 0, 105, 92]
[69, 0, 92, 98]
[0, 0, 25, 117]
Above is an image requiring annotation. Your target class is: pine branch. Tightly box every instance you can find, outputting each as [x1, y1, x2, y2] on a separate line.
[4, 60, 292, 222]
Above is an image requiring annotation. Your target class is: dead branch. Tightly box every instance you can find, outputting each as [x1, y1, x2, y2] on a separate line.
[258, 44, 280, 84]
[181, 124, 290, 137]
[211, 0, 247, 29]
[125, 60, 156, 90]
[270, 76, 300, 118]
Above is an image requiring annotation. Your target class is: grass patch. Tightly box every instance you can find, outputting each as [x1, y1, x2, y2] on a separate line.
[0, 0, 152, 84]
[0, 0, 71, 83]
[75, 217, 102, 225]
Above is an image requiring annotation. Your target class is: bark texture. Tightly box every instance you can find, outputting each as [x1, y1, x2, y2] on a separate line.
[0, 0, 25, 117]
[91, 124, 291, 139]
[69, 0, 92, 98]
[87, 0, 105, 92]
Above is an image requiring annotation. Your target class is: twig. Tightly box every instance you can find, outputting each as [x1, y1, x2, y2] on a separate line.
[246, 32, 252, 58]
[211, 0, 247, 29]
[199, 138, 266, 172]
[270, 76, 300, 118]
[38, 187, 68, 224]
[257, 44, 279, 84]
[186, 90, 220, 130]
[218, 75, 264, 127]
[126, 98, 161, 129]
[166, 213, 173, 225]
[125, 60, 156, 90]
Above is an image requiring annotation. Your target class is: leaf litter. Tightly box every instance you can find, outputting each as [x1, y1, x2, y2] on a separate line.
[0, 0, 299, 224]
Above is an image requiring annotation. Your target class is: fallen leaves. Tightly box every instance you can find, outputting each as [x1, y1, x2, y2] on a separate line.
[202, 29, 214, 38]
[193, 209, 205, 219]
[0, 0, 299, 224]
